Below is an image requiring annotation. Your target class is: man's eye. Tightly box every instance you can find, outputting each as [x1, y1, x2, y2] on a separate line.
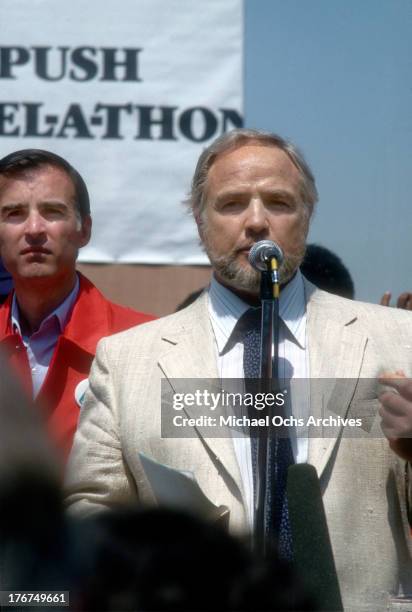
[43, 207, 65, 218]
[267, 200, 295, 212]
[5, 209, 24, 219]
[268, 200, 289, 208]
[220, 200, 244, 212]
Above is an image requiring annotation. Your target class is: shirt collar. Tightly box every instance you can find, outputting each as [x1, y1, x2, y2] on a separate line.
[208, 269, 306, 354]
[208, 276, 250, 355]
[11, 274, 80, 338]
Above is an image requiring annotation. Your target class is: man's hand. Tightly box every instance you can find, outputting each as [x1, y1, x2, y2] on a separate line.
[380, 291, 412, 310]
[379, 372, 412, 461]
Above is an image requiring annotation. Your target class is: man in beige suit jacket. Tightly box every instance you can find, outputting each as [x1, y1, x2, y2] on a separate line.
[66, 129, 412, 611]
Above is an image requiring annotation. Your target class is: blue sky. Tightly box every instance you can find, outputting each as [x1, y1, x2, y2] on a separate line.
[245, 0, 412, 302]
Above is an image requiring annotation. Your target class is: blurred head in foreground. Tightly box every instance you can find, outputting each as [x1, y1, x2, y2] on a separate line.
[75, 507, 315, 611]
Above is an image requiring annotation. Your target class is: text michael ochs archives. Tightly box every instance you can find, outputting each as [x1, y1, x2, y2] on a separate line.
[170, 389, 362, 429]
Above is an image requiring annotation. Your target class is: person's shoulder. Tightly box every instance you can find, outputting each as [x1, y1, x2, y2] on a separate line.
[306, 280, 412, 327]
[77, 273, 155, 330]
[98, 290, 209, 349]
[104, 298, 154, 328]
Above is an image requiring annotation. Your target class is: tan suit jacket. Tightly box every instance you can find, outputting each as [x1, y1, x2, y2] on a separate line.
[66, 281, 412, 611]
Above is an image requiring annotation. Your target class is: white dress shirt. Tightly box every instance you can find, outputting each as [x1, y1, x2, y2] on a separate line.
[207, 271, 310, 526]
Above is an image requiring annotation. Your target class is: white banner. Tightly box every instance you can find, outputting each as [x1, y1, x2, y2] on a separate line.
[0, 0, 243, 263]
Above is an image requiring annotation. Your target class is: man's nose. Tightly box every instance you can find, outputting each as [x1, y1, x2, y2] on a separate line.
[24, 211, 46, 239]
[244, 199, 269, 234]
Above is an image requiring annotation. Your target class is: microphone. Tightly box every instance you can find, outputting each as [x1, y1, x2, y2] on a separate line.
[248, 240, 284, 272]
[287, 464, 343, 611]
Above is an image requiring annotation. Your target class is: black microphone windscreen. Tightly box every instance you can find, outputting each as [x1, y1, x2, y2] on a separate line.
[287, 463, 343, 611]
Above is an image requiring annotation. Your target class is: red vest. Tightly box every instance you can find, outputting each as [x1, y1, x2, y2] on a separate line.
[0, 274, 154, 460]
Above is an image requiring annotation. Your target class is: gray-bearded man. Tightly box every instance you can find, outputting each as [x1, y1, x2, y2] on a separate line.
[66, 129, 412, 611]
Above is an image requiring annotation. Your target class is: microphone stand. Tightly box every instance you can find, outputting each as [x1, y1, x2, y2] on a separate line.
[253, 257, 280, 556]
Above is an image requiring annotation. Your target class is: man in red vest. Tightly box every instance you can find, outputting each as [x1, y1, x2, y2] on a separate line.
[0, 149, 153, 460]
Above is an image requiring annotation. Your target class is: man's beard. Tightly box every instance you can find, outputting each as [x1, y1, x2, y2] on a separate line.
[203, 238, 306, 295]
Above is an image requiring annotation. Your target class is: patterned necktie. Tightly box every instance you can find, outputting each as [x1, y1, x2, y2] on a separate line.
[240, 307, 294, 561]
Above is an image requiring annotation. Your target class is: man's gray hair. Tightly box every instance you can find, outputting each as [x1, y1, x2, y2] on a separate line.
[186, 128, 318, 219]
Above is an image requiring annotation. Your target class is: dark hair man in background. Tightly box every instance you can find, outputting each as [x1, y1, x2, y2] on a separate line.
[0, 149, 153, 460]
[66, 129, 412, 611]
[301, 243, 355, 299]
[301, 244, 412, 309]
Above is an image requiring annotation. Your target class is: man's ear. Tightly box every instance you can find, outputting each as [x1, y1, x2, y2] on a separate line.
[79, 215, 92, 248]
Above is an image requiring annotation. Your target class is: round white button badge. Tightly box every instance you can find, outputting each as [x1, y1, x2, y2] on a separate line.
[75, 379, 89, 408]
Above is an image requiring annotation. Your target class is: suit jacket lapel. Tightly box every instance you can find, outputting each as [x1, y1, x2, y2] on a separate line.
[158, 294, 244, 502]
[305, 283, 368, 478]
